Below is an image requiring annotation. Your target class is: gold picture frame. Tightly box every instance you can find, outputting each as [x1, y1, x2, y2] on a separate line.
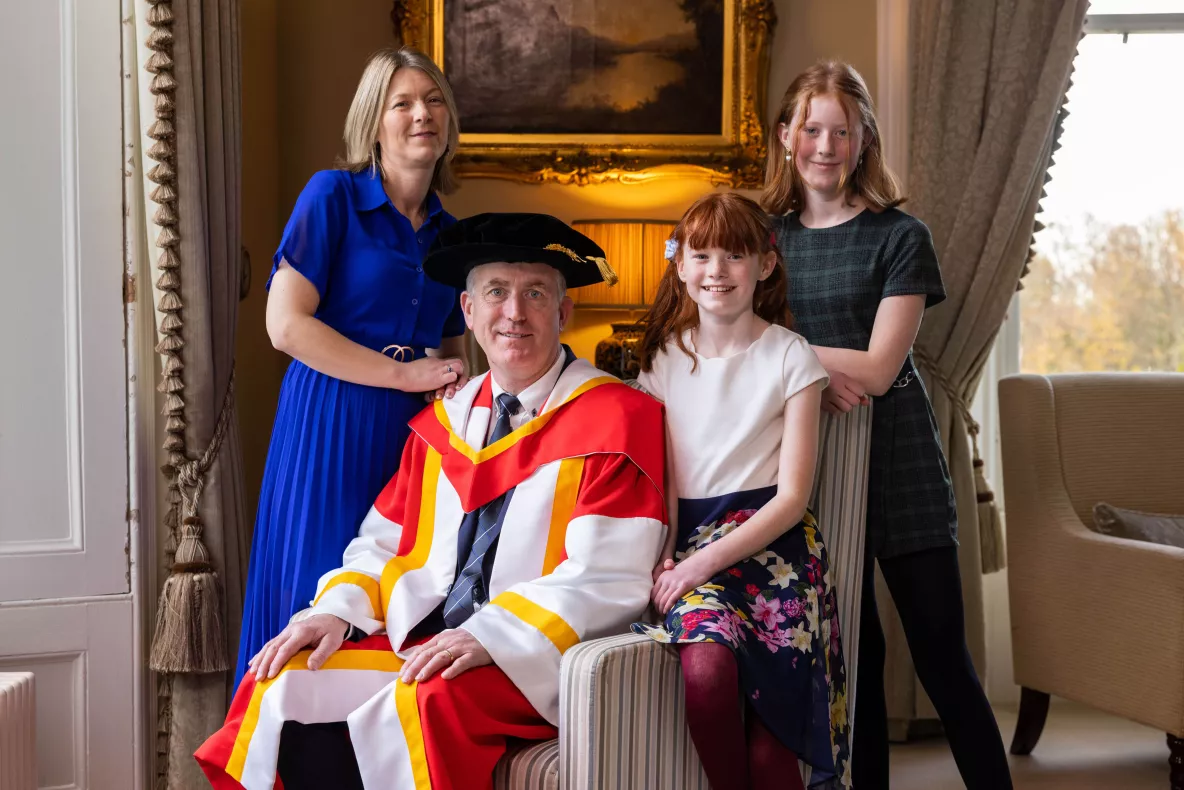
[392, 0, 776, 187]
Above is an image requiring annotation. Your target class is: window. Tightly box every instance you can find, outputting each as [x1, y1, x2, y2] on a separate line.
[1020, 2, 1184, 373]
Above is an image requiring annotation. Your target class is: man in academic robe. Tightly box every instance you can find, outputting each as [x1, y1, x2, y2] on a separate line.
[195, 213, 667, 790]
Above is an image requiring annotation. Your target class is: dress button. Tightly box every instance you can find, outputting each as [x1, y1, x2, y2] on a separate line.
[412, 298, 419, 306]
[416, 266, 423, 272]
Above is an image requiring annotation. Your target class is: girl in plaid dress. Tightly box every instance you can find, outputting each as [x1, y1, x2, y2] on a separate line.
[632, 193, 850, 790]
[764, 61, 1012, 789]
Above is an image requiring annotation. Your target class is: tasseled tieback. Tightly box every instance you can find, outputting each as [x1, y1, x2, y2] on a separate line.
[909, 347, 1006, 575]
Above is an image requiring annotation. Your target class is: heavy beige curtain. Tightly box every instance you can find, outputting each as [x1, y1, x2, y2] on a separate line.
[879, 0, 1089, 733]
[131, 0, 247, 786]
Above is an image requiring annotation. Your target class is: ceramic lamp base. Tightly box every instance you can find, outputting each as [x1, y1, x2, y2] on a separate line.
[594, 321, 647, 380]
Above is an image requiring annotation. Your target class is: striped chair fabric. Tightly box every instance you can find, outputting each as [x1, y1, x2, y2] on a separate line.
[812, 406, 873, 735]
[494, 741, 559, 790]
[495, 406, 873, 789]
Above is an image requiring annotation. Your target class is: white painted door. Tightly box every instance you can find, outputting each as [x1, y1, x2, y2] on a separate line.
[0, 1, 136, 788]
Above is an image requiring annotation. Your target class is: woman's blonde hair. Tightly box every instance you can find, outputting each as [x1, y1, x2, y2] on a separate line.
[761, 60, 903, 216]
[340, 47, 460, 194]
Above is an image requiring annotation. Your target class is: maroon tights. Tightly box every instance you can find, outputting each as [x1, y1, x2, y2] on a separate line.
[679, 642, 806, 790]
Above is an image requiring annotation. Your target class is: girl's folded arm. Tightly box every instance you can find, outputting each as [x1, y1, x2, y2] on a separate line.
[811, 294, 925, 396]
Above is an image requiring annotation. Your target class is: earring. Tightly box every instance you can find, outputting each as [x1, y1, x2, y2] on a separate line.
[784, 149, 792, 161]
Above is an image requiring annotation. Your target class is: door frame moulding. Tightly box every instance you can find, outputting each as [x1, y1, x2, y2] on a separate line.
[876, 0, 911, 189]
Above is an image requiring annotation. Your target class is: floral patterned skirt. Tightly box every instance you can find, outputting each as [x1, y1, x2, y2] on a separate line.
[632, 486, 850, 788]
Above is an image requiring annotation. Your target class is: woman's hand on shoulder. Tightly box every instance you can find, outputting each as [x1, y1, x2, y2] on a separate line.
[428, 369, 470, 401]
[422, 361, 469, 401]
[821, 368, 870, 414]
[394, 356, 463, 395]
[422, 337, 470, 400]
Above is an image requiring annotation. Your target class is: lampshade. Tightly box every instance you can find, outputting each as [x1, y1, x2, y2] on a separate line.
[569, 220, 677, 308]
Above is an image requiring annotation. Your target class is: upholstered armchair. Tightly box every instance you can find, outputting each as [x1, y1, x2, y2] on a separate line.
[998, 373, 1184, 789]
[493, 407, 873, 789]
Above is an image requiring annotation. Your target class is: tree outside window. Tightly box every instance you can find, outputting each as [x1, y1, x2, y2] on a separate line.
[1021, 5, 1184, 374]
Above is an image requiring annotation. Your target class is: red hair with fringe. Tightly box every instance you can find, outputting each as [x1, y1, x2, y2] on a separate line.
[638, 193, 792, 373]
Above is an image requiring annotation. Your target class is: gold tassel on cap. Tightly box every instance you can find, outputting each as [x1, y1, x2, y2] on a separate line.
[543, 243, 618, 286]
[587, 255, 619, 287]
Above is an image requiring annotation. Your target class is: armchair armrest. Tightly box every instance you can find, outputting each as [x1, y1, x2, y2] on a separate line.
[1009, 496, 1184, 732]
[558, 634, 709, 790]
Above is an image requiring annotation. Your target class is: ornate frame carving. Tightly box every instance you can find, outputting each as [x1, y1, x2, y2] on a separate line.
[392, 0, 776, 187]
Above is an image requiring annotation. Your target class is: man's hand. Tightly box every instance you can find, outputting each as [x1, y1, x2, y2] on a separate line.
[248, 613, 349, 681]
[822, 369, 870, 415]
[399, 628, 491, 684]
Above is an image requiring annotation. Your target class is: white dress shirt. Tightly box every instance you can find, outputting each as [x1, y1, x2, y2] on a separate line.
[486, 348, 567, 444]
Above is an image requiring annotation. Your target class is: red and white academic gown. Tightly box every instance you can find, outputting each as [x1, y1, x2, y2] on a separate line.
[196, 359, 667, 790]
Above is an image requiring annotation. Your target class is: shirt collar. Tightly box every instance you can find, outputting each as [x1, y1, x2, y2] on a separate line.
[350, 168, 445, 223]
[490, 347, 566, 419]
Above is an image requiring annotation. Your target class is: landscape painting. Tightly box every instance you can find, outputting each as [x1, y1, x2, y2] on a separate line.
[393, 0, 774, 186]
[443, 0, 724, 135]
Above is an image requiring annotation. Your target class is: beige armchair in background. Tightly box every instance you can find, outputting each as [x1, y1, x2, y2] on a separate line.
[998, 373, 1184, 790]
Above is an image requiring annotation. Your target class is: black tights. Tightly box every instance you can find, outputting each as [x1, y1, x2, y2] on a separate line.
[852, 546, 1012, 790]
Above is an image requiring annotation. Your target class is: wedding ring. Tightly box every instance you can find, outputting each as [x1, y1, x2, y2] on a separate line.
[440, 648, 455, 663]
[446, 365, 453, 374]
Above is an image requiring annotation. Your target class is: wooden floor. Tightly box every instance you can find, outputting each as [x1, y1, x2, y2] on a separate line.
[890, 702, 1171, 789]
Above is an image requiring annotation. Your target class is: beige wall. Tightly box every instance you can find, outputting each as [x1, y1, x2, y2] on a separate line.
[237, 0, 878, 497]
[276, 0, 400, 218]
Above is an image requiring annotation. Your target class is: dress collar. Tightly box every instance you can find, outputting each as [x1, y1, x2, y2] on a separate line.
[350, 168, 444, 223]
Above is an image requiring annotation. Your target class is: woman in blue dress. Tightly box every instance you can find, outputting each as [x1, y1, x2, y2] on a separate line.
[236, 48, 468, 682]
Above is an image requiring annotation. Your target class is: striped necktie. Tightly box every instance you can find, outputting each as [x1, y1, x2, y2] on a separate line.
[441, 392, 522, 629]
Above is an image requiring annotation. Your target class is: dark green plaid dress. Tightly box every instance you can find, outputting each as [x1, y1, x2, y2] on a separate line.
[773, 209, 957, 559]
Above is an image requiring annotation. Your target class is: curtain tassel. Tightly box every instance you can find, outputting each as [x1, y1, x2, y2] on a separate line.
[148, 373, 236, 674]
[149, 515, 228, 673]
[914, 346, 1006, 574]
[971, 431, 1006, 574]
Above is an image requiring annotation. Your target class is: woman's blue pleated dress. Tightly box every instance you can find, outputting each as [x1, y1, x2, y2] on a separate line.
[235, 169, 464, 682]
